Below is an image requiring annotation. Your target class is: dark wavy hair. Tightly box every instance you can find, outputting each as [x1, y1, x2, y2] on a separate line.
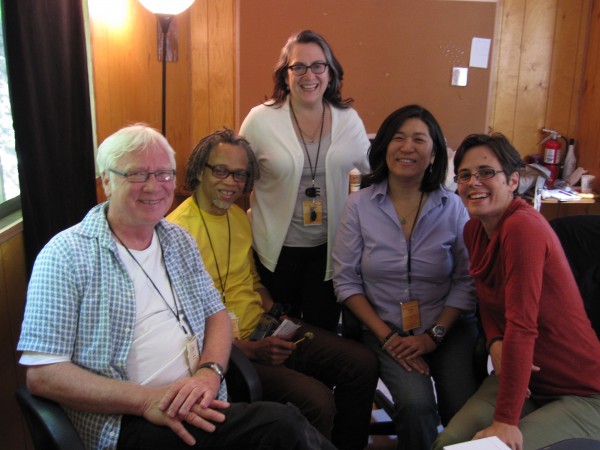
[185, 128, 259, 194]
[454, 133, 522, 183]
[268, 29, 352, 109]
[362, 105, 448, 192]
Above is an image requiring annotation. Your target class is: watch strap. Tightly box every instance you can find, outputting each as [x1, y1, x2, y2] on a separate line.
[425, 327, 443, 346]
[199, 362, 225, 382]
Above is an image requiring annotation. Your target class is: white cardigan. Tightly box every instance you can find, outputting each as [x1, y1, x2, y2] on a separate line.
[240, 99, 370, 280]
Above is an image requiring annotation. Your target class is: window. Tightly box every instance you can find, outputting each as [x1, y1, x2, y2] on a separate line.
[0, 3, 21, 219]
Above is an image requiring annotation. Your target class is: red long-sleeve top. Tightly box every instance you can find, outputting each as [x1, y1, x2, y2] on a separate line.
[464, 197, 600, 425]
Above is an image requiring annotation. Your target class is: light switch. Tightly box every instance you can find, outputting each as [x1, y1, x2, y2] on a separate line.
[451, 67, 468, 86]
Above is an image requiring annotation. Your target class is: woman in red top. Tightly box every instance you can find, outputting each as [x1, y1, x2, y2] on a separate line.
[433, 133, 600, 450]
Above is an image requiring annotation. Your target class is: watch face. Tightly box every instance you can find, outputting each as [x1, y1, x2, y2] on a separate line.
[433, 325, 446, 337]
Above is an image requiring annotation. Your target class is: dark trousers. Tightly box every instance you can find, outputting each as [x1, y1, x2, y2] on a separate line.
[252, 323, 379, 450]
[362, 316, 480, 450]
[255, 244, 340, 332]
[117, 401, 336, 450]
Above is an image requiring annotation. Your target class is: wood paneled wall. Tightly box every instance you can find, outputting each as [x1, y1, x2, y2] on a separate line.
[90, 0, 598, 191]
[0, 226, 31, 450]
[488, 0, 592, 158]
[90, 0, 235, 186]
[577, 0, 600, 191]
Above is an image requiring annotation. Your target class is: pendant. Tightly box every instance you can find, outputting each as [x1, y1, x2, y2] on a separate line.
[400, 216, 407, 225]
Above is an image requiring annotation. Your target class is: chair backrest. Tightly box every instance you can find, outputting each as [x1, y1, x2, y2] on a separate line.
[549, 215, 600, 338]
[15, 385, 86, 450]
[225, 344, 263, 403]
[538, 438, 600, 449]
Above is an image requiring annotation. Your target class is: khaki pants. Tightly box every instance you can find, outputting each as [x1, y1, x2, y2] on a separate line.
[433, 375, 600, 450]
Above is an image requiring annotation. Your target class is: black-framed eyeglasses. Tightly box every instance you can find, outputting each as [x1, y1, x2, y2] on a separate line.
[454, 168, 504, 184]
[205, 164, 249, 183]
[287, 62, 329, 76]
[109, 168, 176, 183]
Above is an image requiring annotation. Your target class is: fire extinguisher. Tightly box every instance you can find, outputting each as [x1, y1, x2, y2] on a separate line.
[540, 128, 568, 187]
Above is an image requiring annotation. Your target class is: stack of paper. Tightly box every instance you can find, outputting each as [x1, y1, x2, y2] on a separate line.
[444, 436, 511, 450]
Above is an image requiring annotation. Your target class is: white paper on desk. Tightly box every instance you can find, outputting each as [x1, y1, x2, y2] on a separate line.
[545, 189, 581, 201]
[272, 318, 301, 337]
[444, 436, 510, 450]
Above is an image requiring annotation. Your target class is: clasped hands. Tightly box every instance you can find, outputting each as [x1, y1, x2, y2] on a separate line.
[382, 332, 437, 375]
[143, 371, 229, 446]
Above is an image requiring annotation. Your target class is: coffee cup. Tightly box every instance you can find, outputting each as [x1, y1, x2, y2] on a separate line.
[581, 174, 596, 194]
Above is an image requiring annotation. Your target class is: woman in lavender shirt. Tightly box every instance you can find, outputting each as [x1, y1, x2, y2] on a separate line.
[332, 105, 479, 450]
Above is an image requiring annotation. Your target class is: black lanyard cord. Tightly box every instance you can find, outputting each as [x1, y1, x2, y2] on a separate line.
[108, 221, 190, 336]
[407, 191, 425, 286]
[198, 207, 231, 304]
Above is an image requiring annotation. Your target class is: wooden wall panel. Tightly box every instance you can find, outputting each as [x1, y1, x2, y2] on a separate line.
[577, 0, 600, 191]
[489, 0, 592, 159]
[0, 228, 31, 450]
[190, 0, 235, 146]
[90, 0, 192, 185]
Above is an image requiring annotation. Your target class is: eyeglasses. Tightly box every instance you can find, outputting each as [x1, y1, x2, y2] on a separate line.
[287, 62, 329, 76]
[109, 168, 176, 183]
[454, 168, 504, 184]
[205, 164, 249, 183]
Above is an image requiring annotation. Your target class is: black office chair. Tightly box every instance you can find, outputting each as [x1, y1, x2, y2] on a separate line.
[16, 345, 263, 450]
[538, 438, 600, 449]
[15, 385, 85, 450]
[549, 215, 600, 338]
[227, 344, 263, 402]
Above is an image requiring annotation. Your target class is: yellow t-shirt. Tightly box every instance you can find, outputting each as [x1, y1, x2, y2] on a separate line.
[167, 197, 264, 339]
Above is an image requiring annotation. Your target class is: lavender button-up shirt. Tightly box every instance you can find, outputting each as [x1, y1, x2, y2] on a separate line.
[332, 181, 475, 333]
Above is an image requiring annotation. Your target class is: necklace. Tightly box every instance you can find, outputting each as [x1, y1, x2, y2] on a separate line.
[300, 121, 323, 144]
[397, 192, 425, 225]
[198, 207, 231, 304]
[290, 100, 326, 198]
[291, 101, 326, 144]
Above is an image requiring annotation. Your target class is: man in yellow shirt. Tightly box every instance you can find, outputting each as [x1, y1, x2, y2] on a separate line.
[168, 129, 378, 450]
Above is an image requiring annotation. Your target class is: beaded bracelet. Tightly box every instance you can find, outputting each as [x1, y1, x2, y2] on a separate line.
[381, 331, 398, 350]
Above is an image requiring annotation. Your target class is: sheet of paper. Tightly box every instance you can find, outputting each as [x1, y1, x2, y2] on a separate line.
[470, 37, 491, 68]
[272, 318, 301, 337]
[444, 436, 511, 450]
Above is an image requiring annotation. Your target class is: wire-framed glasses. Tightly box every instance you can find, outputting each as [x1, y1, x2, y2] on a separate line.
[109, 168, 176, 183]
[287, 62, 329, 76]
[205, 164, 249, 183]
[454, 168, 504, 184]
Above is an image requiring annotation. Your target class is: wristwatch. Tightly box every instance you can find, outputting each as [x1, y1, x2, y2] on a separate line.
[199, 362, 225, 383]
[425, 324, 446, 346]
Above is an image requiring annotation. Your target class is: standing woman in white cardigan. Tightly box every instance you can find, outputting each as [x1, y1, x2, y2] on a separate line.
[240, 29, 370, 332]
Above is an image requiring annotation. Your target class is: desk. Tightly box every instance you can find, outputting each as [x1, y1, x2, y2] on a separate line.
[540, 197, 600, 221]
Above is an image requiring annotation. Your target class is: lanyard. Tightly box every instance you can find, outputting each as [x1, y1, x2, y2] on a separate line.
[108, 222, 191, 336]
[290, 100, 325, 195]
[198, 206, 231, 304]
[406, 191, 425, 286]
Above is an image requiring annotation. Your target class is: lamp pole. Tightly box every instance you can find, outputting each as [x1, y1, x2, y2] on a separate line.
[137, 0, 195, 137]
[158, 14, 173, 136]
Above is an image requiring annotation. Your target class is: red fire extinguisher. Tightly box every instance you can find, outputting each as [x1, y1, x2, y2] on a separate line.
[540, 128, 568, 187]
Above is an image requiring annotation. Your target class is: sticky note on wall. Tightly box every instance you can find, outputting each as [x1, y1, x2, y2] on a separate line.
[452, 67, 468, 86]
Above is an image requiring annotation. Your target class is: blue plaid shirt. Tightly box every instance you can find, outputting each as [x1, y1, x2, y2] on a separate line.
[18, 203, 226, 450]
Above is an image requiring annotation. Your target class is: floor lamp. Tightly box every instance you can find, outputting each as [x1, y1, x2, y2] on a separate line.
[138, 0, 196, 136]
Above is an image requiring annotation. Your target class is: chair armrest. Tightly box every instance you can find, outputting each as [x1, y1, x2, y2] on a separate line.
[15, 385, 86, 450]
[226, 344, 263, 403]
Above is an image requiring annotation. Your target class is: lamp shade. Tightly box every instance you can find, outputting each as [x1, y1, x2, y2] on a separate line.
[138, 0, 195, 15]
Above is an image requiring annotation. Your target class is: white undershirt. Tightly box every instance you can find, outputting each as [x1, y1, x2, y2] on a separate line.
[21, 231, 192, 387]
